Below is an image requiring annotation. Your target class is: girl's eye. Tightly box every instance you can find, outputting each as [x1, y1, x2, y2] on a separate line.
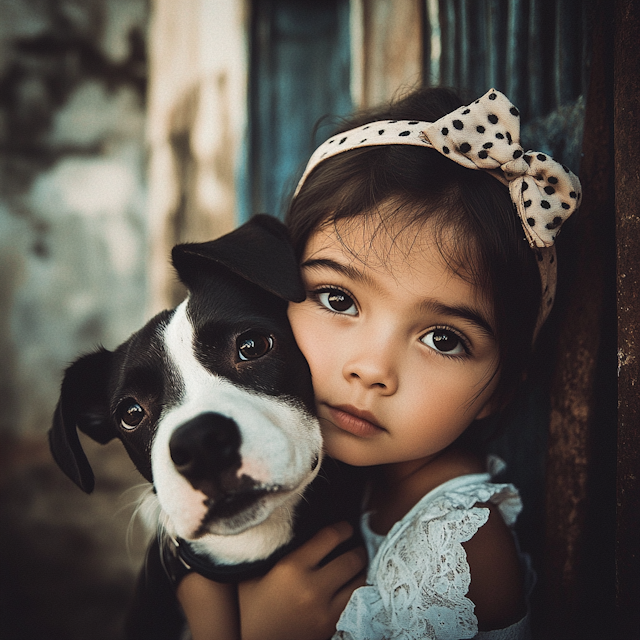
[421, 329, 467, 356]
[317, 289, 357, 316]
[120, 400, 145, 430]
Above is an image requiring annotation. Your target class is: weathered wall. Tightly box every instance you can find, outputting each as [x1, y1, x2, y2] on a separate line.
[0, 0, 149, 438]
[0, 2, 151, 638]
[540, 1, 617, 636]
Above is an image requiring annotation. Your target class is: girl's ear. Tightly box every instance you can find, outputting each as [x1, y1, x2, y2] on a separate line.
[475, 381, 509, 420]
[476, 368, 529, 420]
[475, 400, 497, 421]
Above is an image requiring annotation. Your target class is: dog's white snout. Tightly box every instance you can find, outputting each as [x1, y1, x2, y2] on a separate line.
[216, 390, 321, 487]
[235, 406, 321, 487]
[151, 378, 322, 540]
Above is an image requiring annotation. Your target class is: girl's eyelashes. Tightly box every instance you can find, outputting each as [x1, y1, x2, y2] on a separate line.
[312, 287, 358, 316]
[420, 327, 470, 357]
[307, 284, 473, 357]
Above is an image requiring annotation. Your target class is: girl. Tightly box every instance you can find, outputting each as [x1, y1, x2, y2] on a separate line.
[178, 86, 581, 640]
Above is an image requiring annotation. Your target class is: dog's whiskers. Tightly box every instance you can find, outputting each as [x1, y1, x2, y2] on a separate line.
[121, 484, 160, 559]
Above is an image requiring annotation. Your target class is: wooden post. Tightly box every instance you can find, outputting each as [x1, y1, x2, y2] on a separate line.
[614, 1, 640, 637]
[350, 0, 424, 109]
[146, 0, 249, 312]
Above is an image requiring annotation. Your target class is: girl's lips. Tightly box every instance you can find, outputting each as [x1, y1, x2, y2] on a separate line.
[326, 405, 385, 437]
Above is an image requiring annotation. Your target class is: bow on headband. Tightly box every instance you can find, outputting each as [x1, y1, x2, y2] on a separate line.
[295, 88, 582, 250]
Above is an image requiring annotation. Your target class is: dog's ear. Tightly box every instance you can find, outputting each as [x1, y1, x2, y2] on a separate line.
[49, 349, 117, 493]
[172, 214, 305, 302]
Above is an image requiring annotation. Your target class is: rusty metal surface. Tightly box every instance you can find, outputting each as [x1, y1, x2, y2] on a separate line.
[426, 0, 588, 119]
[614, 1, 640, 637]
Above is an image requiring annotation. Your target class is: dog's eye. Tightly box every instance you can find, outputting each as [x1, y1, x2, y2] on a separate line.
[121, 401, 145, 430]
[237, 332, 274, 361]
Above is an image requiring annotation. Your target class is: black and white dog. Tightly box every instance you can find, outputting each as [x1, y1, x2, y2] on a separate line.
[49, 215, 362, 639]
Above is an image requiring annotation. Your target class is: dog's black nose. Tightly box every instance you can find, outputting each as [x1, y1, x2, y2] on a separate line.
[169, 413, 242, 491]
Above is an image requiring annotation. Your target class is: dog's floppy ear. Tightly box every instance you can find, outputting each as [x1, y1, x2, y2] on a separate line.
[172, 214, 305, 302]
[49, 349, 117, 493]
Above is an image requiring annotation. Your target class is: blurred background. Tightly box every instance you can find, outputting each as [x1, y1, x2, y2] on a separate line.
[0, 1, 632, 639]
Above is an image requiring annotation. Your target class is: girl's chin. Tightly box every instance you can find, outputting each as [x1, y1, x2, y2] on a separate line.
[321, 431, 381, 467]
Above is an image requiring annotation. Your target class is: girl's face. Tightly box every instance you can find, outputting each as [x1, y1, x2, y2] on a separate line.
[287, 214, 500, 472]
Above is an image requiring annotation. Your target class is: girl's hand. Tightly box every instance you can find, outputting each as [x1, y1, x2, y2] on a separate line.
[177, 573, 240, 640]
[238, 521, 367, 640]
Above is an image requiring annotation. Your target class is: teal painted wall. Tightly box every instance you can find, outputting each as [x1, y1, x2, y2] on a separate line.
[245, 0, 352, 222]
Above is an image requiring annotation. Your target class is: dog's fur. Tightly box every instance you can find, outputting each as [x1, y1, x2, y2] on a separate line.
[49, 215, 362, 639]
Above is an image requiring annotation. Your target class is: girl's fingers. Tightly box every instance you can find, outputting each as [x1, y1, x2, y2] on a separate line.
[331, 570, 368, 617]
[236, 526, 367, 640]
[287, 521, 356, 567]
[318, 544, 367, 593]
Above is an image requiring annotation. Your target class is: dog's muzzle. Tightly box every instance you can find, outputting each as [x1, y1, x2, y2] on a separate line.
[168, 412, 290, 530]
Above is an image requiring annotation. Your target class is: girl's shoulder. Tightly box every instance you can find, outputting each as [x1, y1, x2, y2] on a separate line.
[462, 502, 527, 632]
[376, 451, 523, 544]
[407, 450, 527, 630]
[365, 452, 527, 634]
[353, 475, 529, 639]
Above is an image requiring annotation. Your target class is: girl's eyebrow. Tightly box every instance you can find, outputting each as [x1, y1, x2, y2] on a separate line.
[421, 300, 495, 340]
[302, 257, 495, 339]
[300, 258, 374, 285]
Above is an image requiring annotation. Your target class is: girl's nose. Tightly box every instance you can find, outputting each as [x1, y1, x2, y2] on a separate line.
[342, 335, 399, 394]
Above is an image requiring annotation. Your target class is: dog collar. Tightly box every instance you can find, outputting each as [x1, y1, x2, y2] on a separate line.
[162, 534, 299, 586]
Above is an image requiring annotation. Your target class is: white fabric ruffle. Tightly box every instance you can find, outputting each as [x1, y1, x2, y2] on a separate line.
[334, 463, 531, 640]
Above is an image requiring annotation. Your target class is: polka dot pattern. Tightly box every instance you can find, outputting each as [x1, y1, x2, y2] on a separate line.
[421, 89, 582, 249]
[294, 88, 583, 329]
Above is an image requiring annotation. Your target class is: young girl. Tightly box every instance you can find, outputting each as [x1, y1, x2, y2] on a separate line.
[178, 86, 581, 640]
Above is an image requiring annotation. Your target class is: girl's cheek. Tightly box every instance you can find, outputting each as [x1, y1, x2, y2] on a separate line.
[299, 329, 328, 376]
[286, 302, 306, 341]
[287, 304, 318, 360]
[290, 317, 332, 382]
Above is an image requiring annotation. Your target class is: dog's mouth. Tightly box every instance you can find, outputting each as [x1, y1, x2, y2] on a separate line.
[192, 455, 321, 537]
[194, 483, 290, 537]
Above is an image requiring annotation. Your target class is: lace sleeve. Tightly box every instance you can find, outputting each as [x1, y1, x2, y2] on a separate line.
[334, 481, 523, 640]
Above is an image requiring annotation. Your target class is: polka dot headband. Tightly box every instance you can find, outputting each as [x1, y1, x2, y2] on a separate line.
[294, 88, 582, 330]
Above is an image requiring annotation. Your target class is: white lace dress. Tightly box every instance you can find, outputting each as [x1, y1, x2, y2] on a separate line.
[333, 461, 533, 640]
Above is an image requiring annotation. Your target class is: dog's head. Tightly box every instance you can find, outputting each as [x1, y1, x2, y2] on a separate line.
[49, 215, 322, 562]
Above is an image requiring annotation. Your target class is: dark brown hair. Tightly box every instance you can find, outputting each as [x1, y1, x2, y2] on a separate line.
[285, 87, 542, 411]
